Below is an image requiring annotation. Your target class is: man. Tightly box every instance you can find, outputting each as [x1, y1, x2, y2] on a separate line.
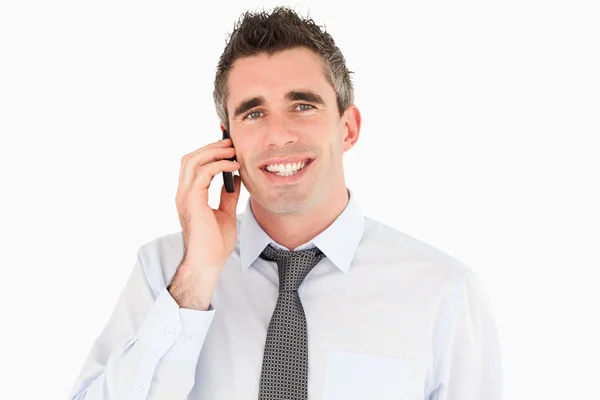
[69, 6, 502, 400]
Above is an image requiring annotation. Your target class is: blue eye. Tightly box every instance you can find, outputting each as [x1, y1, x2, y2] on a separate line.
[296, 104, 314, 111]
[245, 111, 263, 120]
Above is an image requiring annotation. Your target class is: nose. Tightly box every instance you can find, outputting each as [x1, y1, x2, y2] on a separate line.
[263, 112, 299, 148]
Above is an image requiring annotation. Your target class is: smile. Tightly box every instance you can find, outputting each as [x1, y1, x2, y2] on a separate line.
[259, 158, 315, 183]
[263, 159, 312, 176]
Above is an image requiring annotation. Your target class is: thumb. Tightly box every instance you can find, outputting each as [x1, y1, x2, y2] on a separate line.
[218, 174, 242, 218]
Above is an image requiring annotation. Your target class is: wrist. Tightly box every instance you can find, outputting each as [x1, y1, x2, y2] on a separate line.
[168, 262, 219, 311]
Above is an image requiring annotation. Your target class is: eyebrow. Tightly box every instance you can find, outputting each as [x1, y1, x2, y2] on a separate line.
[232, 90, 326, 119]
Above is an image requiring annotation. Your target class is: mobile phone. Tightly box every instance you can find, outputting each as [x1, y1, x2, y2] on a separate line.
[222, 129, 236, 193]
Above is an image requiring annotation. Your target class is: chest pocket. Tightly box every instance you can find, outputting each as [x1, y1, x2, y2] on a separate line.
[321, 349, 413, 400]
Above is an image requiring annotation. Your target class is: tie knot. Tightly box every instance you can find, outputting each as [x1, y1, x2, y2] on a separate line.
[260, 244, 326, 292]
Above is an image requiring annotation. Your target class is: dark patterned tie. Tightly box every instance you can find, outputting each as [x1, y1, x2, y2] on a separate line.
[258, 244, 327, 400]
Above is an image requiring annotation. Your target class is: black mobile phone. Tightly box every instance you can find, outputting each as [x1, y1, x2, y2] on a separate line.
[222, 129, 236, 193]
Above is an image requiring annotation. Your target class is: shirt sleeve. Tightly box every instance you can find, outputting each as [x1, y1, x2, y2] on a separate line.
[68, 245, 215, 400]
[428, 269, 503, 400]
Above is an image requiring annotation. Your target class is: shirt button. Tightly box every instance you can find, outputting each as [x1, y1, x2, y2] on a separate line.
[136, 387, 144, 395]
[166, 328, 174, 337]
[185, 333, 194, 341]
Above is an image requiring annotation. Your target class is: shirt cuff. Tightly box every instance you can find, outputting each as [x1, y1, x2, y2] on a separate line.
[137, 286, 216, 362]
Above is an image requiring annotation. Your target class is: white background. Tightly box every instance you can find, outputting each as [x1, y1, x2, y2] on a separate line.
[1, 0, 598, 398]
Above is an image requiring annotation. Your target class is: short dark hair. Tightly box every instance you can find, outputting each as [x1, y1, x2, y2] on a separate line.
[213, 6, 354, 130]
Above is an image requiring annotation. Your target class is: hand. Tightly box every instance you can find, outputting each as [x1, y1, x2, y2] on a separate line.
[170, 138, 242, 309]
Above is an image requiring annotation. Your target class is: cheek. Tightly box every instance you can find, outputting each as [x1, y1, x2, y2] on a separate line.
[329, 125, 346, 150]
[231, 140, 257, 172]
[229, 137, 247, 163]
[306, 114, 334, 133]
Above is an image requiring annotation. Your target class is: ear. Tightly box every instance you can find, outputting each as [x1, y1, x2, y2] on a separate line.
[342, 104, 361, 152]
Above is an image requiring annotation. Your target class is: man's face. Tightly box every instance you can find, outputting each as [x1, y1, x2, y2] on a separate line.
[225, 47, 354, 215]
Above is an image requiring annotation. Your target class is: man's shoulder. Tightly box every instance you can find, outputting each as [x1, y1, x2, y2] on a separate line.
[135, 231, 185, 290]
[138, 211, 245, 255]
[134, 214, 246, 289]
[361, 216, 473, 280]
[138, 230, 185, 258]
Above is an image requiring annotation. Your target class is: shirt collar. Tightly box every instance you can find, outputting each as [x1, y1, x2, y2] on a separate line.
[239, 188, 365, 274]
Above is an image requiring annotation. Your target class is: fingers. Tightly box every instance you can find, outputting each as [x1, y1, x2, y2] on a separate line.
[179, 139, 236, 189]
[218, 174, 242, 218]
[188, 159, 240, 200]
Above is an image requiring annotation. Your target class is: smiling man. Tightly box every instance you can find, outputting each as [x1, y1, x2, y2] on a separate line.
[223, 45, 358, 250]
[70, 6, 502, 400]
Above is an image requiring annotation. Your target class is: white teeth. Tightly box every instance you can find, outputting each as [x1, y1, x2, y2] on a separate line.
[265, 160, 308, 176]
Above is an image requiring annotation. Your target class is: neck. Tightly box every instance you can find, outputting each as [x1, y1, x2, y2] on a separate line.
[250, 184, 349, 251]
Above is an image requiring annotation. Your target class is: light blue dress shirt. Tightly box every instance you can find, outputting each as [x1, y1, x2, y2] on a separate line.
[69, 188, 502, 399]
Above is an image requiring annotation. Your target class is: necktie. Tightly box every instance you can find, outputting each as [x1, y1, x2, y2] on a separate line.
[258, 244, 327, 400]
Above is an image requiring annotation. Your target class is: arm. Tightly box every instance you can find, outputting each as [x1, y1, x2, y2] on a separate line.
[428, 270, 503, 400]
[68, 245, 215, 399]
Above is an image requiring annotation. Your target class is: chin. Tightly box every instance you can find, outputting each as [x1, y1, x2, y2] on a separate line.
[267, 200, 308, 215]
[253, 186, 314, 215]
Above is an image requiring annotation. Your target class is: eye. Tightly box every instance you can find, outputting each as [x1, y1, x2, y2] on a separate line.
[295, 103, 315, 111]
[244, 110, 263, 120]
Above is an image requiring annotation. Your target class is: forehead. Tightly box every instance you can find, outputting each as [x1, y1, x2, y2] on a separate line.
[226, 47, 334, 108]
